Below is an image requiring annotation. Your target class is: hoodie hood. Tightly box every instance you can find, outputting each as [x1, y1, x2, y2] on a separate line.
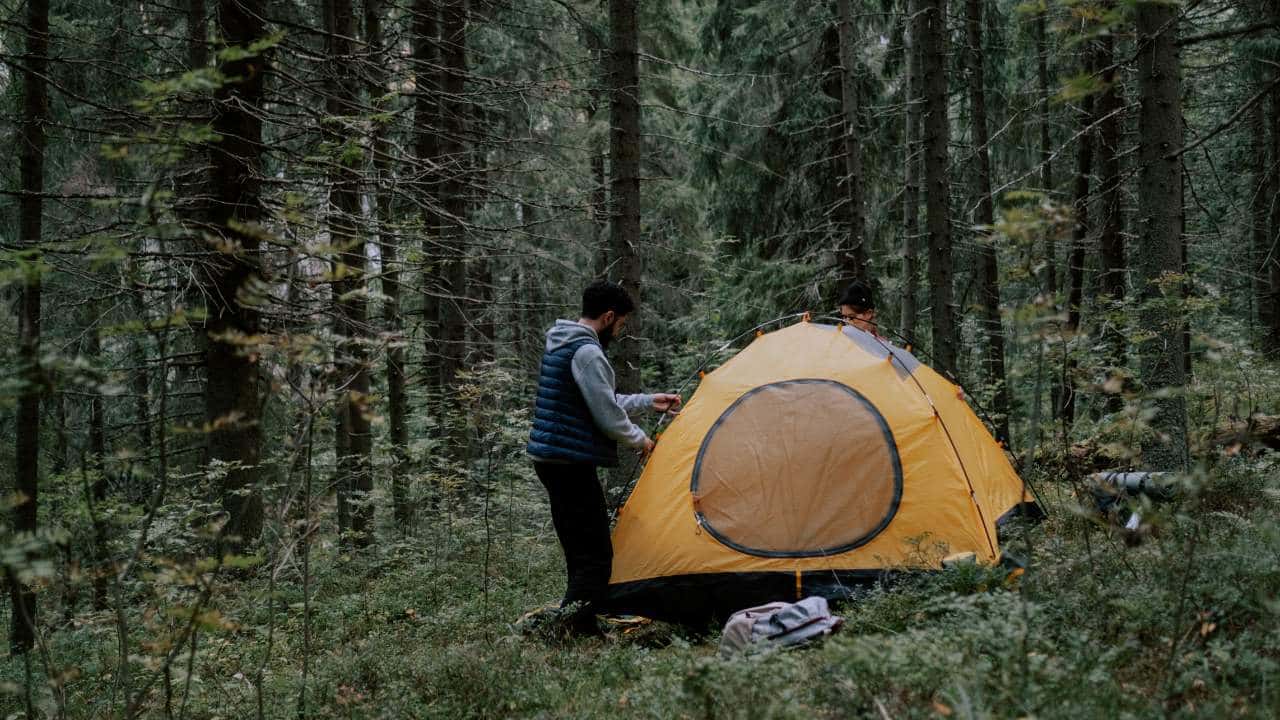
[545, 319, 601, 353]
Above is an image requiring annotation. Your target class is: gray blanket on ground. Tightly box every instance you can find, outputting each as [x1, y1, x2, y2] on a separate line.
[720, 596, 844, 657]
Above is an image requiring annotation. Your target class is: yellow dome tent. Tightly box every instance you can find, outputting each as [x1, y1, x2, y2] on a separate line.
[607, 320, 1039, 622]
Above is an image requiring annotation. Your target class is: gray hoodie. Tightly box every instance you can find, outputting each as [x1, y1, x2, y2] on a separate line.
[534, 319, 654, 454]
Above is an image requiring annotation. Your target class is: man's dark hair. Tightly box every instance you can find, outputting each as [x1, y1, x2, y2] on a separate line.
[582, 280, 636, 319]
[839, 280, 876, 312]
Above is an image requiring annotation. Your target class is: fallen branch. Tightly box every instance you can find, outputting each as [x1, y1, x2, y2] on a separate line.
[1211, 414, 1280, 454]
[1037, 415, 1280, 472]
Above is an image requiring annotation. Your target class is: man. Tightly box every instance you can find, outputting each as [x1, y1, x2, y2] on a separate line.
[838, 280, 878, 334]
[527, 280, 681, 634]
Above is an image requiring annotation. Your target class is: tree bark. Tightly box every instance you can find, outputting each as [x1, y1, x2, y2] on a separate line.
[1035, 7, 1055, 297]
[205, 0, 267, 546]
[466, 102, 494, 365]
[52, 391, 68, 476]
[413, 0, 443, 418]
[609, 0, 642, 392]
[836, 0, 867, 282]
[580, 31, 609, 279]
[87, 314, 108, 611]
[129, 262, 152, 455]
[471, 248, 496, 363]
[284, 252, 312, 526]
[589, 46, 610, 281]
[1252, 100, 1271, 341]
[1039, 8, 1061, 422]
[1061, 50, 1096, 430]
[439, 0, 469, 405]
[9, 0, 48, 655]
[327, 0, 373, 547]
[965, 0, 1010, 445]
[1096, 30, 1126, 410]
[470, 108, 495, 365]
[1180, 163, 1190, 377]
[1269, 0, 1280, 351]
[520, 198, 544, 381]
[901, 0, 922, 345]
[920, 0, 957, 374]
[592, 140, 609, 278]
[1134, 0, 1189, 471]
[188, 0, 208, 68]
[367, 0, 410, 530]
[52, 388, 73, 622]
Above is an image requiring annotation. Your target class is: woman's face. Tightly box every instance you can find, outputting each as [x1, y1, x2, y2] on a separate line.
[840, 304, 877, 334]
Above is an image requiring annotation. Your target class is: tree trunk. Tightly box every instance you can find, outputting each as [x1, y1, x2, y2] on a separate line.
[1035, 7, 1055, 297]
[52, 388, 73, 622]
[182, 0, 211, 324]
[472, 249, 496, 363]
[1180, 164, 1191, 377]
[87, 315, 108, 611]
[609, 0, 642, 392]
[1040, 8, 1061, 421]
[9, 0, 48, 655]
[965, 0, 1010, 445]
[188, 0, 207, 68]
[1061, 50, 1096, 430]
[284, 253, 312, 525]
[469, 106, 495, 365]
[52, 392, 68, 476]
[367, 0, 411, 530]
[327, 0, 373, 547]
[439, 0, 469, 407]
[836, 0, 867, 282]
[920, 0, 957, 374]
[1096, 30, 1126, 410]
[1269, 2, 1280, 351]
[581, 33, 609, 280]
[205, 0, 267, 546]
[901, 0, 921, 345]
[592, 141, 609, 278]
[582, 32, 609, 279]
[129, 262, 152, 455]
[590, 73, 610, 280]
[413, 0, 443, 420]
[1134, 0, 1188, 471]
[520, 198, 544, 382]
[1252, 101, 1271, 342]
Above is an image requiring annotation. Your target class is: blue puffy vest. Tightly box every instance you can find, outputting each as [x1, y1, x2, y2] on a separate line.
[527, 338, 619, 466]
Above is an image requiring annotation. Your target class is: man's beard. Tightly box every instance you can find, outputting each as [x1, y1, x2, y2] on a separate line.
[598, 321, 616, 350]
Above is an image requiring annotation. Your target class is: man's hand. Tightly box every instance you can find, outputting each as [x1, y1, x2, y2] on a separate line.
[641, 437, 656, 455]
[651, 393, 683, 415]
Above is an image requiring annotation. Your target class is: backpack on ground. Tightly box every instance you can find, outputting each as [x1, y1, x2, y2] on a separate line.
[719, 596, 843, 656]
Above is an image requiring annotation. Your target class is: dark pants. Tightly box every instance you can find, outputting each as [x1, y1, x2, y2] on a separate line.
[534, 462, 613, 614]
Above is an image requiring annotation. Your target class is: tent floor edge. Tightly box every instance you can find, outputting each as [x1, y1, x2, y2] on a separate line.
[606, 570, 905, 625]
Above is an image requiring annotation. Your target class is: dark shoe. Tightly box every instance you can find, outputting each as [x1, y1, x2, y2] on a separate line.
[567, 612, 605, 638]
[519, 602, 603, 642]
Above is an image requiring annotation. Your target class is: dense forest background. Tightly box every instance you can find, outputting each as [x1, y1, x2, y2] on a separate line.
[3, 0, 1280, 717]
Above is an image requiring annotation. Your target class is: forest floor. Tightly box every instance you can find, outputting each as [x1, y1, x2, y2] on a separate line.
[4, 455, 1280, 719]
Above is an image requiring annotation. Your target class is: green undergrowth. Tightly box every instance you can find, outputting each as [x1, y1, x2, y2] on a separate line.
[5, 454, 1280, 719]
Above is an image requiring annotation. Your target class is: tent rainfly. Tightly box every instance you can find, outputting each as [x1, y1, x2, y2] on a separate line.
[606, 320, 1039, 622]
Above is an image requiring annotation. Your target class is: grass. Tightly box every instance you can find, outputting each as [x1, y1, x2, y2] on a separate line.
[4, 452, 1280, 719]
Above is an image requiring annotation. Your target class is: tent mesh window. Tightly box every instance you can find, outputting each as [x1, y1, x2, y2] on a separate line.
[690, 379, 903, 558]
